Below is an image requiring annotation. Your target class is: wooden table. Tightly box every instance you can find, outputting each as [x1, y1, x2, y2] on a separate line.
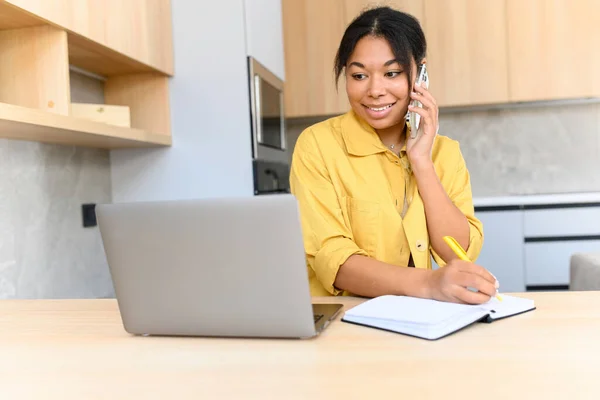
[1, 292, 600, 399]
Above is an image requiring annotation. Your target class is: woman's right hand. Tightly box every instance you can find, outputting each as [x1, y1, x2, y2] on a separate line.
[427, 260, 499, 304]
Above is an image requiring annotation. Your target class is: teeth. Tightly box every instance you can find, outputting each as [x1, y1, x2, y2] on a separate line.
[369, 104, 393, 111]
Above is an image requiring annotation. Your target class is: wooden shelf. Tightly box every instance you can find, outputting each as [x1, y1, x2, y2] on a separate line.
[0, 102, 171, 149]
[0, 1, 173, 148]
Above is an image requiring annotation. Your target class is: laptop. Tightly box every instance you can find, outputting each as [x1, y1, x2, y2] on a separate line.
[95, 194, 343, 339]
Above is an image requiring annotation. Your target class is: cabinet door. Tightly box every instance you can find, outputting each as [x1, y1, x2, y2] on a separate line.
[282, 0, 348, 118]
[423, 0, 510, 107]
[344, 1, 424, 25]
[507, 0, 600, 102]
[475, 211, 525, 292]
[525, 241, 600, 287]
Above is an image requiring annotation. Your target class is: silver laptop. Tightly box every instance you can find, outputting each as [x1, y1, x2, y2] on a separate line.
[95, 194, 342, 339]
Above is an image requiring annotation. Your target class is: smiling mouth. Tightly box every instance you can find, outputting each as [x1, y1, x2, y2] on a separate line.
[364, 102, 396, 112]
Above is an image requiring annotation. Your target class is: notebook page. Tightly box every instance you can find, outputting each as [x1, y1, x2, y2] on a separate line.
[478, 294, 535, 320]
[343, 295, 476, 326]
[345, 307, 486, 340]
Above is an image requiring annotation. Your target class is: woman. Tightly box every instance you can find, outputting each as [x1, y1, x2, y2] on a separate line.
[289, 6, 498, 304]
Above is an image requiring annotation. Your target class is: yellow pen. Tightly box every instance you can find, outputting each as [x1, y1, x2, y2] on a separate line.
[442, 236, 503, 301]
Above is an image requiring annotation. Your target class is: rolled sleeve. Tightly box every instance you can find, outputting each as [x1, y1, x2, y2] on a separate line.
[290, 130, 367, 295]
[431, 145, 484, 267]
[312, 237, 368, 295]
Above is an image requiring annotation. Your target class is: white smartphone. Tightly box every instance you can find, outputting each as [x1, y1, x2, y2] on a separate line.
[409, 63, 429, 139]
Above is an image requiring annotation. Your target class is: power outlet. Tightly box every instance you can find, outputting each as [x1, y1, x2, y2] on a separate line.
[81, 203, 97, 227]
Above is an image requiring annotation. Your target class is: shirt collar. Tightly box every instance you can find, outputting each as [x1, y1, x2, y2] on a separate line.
[341, 110, 410, 157]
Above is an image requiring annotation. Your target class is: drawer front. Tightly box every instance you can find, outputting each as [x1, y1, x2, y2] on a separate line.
[525, 240, 600, 286]
[524, 207, 600, 237]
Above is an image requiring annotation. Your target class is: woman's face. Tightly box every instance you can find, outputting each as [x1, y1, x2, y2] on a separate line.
[345, 35, 415, 132]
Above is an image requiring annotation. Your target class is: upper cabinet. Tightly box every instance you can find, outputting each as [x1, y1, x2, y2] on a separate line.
[0, 0, 174, 149]
[344, 0, 424, 25]
[282, 0, 425, 118]
[3, 0, 173, 75]
[282, 0, 600, 117]
[282, 0, 348, 118]
[506, 0, 600, 102]
[423, 0, 509, 107]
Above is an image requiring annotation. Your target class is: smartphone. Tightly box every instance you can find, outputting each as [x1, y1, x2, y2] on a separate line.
[409, 63, 429, 139]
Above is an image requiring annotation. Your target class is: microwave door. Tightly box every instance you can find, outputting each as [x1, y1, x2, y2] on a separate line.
[255, 75, 285, 150]
[248, 56, 286, 157]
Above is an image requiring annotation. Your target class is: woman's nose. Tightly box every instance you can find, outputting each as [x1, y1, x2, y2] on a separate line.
[367, 77, 386, 98]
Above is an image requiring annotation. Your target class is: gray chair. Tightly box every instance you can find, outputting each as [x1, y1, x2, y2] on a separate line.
[570, 253, 600, 291]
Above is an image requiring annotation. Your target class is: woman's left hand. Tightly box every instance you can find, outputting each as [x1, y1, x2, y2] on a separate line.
[406, 82, 439, 169]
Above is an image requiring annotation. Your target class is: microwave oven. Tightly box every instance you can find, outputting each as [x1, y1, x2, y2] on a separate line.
[248, 56, 286, 159]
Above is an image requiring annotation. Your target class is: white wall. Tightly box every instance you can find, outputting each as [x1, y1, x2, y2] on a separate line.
[110, 0, 254, 202]
[243, 0, 285, 80]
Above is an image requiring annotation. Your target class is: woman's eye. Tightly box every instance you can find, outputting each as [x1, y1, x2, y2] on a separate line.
[352, 73, 367, 81]
[385, 71, 402, 78]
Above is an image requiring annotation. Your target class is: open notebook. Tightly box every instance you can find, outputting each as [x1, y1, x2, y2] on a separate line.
[341, 294, 535, 340]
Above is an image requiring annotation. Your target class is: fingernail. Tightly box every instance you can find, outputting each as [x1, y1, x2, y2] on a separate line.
[490, 272, 500, 288]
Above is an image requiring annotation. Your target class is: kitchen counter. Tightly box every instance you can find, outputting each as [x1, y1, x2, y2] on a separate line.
[473, 192, 600, 209]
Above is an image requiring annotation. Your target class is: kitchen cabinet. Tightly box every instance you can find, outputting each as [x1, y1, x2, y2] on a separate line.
[3, 0, 173, 75]
[473, 200, 600, 291]
[282, 0, 348, 118]
[282, 0, 510, 116]
[523, 207, 600, 238]
[0, 26, 70, 116]
[525, 240, 600, 287]
[282, 0, 600, 117]
[344, 0, 424, 24]
[423, 0, 510, 106]
[0, 1, 173, 148]
[506, 0, 600, 102]
[282, 0, 427, 118]
[523, 205, 600, 288]
[434, 195, 600, 292]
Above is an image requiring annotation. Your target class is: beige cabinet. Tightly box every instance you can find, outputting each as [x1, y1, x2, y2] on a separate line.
[282, 0, 348, 118]
[423, 0, 509, 107]
[4, 0, 173, 75]
[506, 0, 600, 102]
[282, 0, 600, 117]
[0, 1, 173, 148]
[282, 0, 427, 118]
[344, 0, 424, 25]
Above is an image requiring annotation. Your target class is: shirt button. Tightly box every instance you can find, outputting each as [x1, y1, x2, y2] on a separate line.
[416, 240, 427, 251]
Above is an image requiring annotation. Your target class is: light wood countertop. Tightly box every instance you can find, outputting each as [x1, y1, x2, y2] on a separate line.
[1, 292, 599, 399]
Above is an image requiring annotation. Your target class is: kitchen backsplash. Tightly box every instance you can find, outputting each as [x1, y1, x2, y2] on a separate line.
[286, 102, 600, 197]
[0, 70, 114, 299]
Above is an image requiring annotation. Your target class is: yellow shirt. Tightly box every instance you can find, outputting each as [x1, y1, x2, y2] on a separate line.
[289, 110, 484, 296]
